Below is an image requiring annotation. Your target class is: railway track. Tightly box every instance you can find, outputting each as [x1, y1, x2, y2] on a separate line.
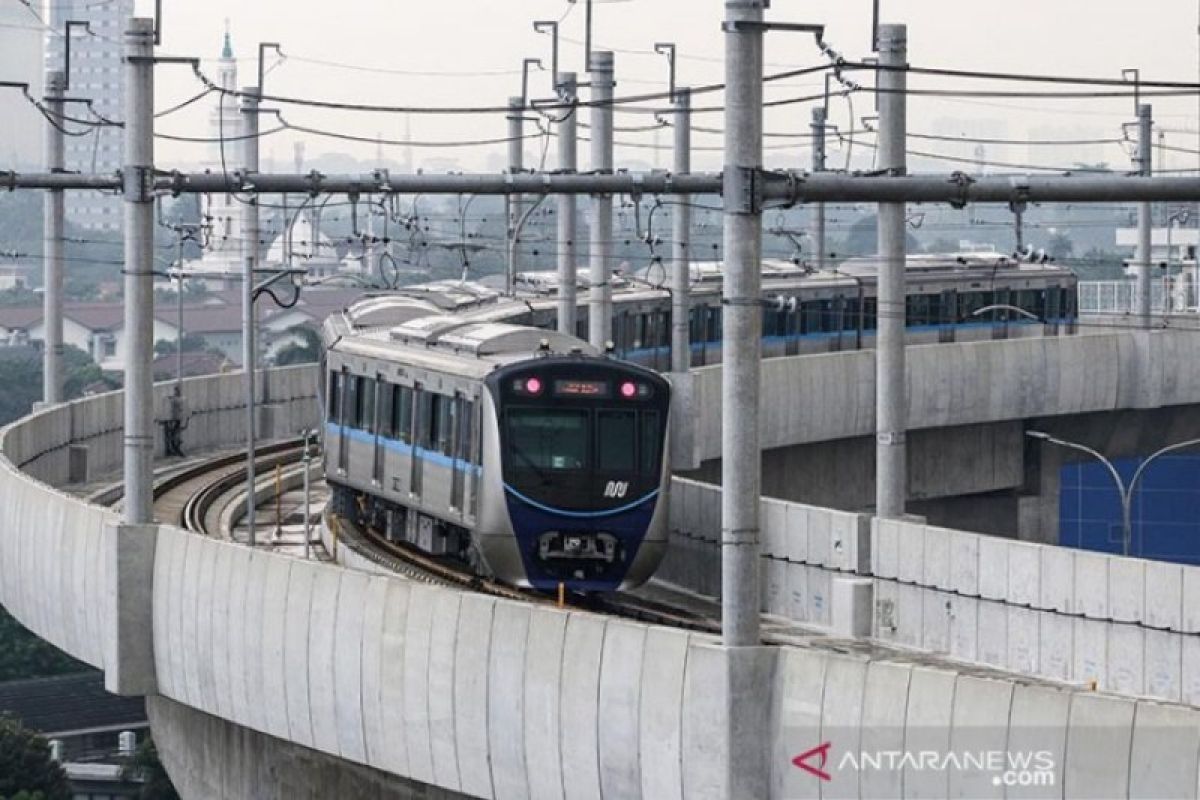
[337, 512, 721, 632]
[175, 441, 306, 535]
[93, 439, 308, 536]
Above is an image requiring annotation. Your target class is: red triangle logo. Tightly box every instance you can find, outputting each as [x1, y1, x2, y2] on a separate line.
[792, 742, 833, 782]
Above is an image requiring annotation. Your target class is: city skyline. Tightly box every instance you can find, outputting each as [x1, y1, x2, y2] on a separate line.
[0, 0, 1193, 174]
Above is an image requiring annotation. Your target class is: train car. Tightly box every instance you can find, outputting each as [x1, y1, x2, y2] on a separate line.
[471, 251, 1078, 371]
[613, 253, 1079, 369]
[321, 295, 671, 592]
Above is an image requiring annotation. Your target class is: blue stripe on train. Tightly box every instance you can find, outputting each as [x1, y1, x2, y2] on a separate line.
[619, 316, 1069, 360]
[324, 421, 482, 475]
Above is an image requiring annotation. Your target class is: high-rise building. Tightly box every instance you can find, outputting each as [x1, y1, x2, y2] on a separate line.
[0, 5, 43, 168]
[45, 0, 134, 232]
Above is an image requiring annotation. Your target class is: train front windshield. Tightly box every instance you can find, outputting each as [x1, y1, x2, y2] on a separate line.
[492, 361, 670, 514]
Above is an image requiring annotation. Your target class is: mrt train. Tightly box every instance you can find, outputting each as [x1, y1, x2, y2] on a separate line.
[321, 296, 671, 592]
[473, 252, 1079, 371]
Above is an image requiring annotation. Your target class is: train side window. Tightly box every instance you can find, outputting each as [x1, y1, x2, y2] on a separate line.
[378, 379, 393, 437]
[424, 393, 439, 451]
[639, 411, 660, 475]
[346, 376, 361, 428]
[458, 399, 474, 463]
[392, 385, 413, 444]
[690, 307, 705, 342]
[360, 377, 377, 434]
[863, 298, 878, 331]
[441, 396, 458, 456]
[708, 306, 722, 342]
[596, 410, 637, 473]
[328, 372, 341, 422]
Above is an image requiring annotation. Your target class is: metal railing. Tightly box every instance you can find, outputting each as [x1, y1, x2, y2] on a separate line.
[1078, 279, 1199, 314]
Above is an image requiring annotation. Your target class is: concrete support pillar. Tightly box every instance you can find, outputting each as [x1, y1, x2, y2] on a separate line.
[588, 51, 615, 349]
[1136, 103, 1153, 327]
[103, 523, 157, 696]
[811, 105, 826, 271]
[506, 96, 524, 295]
[121, 18, 156, 525]
[875, 24, 908, 520]
[42, 70, 65, 406]
[556, 73, 579, 335]
[720, 0, 763, 650]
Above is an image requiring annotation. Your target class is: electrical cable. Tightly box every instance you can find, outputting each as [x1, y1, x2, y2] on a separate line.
[189, 61, 835, 116]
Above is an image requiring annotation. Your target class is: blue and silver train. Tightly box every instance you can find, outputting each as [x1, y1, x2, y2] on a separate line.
[321, 295, 671, 591]
[319, 252, 1077, 590]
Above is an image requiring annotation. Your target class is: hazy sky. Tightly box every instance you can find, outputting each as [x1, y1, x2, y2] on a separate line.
[27, 1, 1200, 172]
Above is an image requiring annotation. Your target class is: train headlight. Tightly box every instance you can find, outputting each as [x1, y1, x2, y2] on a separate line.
[619, 381, 637, 399]
[525, 376, 543, 395]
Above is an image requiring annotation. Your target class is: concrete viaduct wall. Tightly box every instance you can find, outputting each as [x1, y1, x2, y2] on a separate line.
[4, 361, 1200, 797]
[691, 329, 1200, 462]
[665, 477, 1200, 707]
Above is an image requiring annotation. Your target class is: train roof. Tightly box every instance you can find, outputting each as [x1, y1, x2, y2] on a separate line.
[328, 292, 599, 378]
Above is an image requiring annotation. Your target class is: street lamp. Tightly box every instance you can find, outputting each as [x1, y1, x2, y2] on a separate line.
[1026, 430, 1200, 557]
[1164, 208, 1190, 312]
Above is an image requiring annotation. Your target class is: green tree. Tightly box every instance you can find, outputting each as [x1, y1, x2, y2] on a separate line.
[153, 333, 209, 357]
[0, 716, 71, 800]
[0, 609, 86, 682]
[0, 345, 113, 428]
[121, 739, 180, 800]
[274, 325, 321, 365]
[1047, 231, 1075, 260]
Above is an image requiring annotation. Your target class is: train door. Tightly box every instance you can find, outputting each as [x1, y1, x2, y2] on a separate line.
[655, 309, 670, 370]
[828, 296, 845, 353]
[1044, 287, 1061, 336]
[939, 289, 957, 343]
[992, 288, 1010, 340]
[464, 397, 481, 521]
[337, 368, 351, 475]
[372, 375, 386, 486]
[449, 392, 466, 515]
[690, 306, 707, 367]
[409, 383, 425, 500]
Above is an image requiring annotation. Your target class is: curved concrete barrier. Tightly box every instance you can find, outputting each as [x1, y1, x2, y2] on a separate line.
[4, 361, 1200, 797]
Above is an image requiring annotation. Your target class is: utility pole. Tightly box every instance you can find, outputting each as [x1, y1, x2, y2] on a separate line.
[669, 88, 694, 471]
[875, 23, 908, 520]
[556, 72, 579, 335]
[242, 256, 256, 547]
[1012, 202, 1026, 252]
[42, 70, 65, 406]
[721, 1, 763, 649]
[122, 18, 155, 525]
[1136, 103, 1153, 327]
[811, 105, 827, 271]
[242, 87, 260, 547]
[174, 234, 184, 393]
[671, 87, 692, 377]
[506, 96, 523, 294]
[588, 51, 615, 349]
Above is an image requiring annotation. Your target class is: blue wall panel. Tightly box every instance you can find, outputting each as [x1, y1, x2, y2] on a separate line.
[1059, 455, 1200, 564]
